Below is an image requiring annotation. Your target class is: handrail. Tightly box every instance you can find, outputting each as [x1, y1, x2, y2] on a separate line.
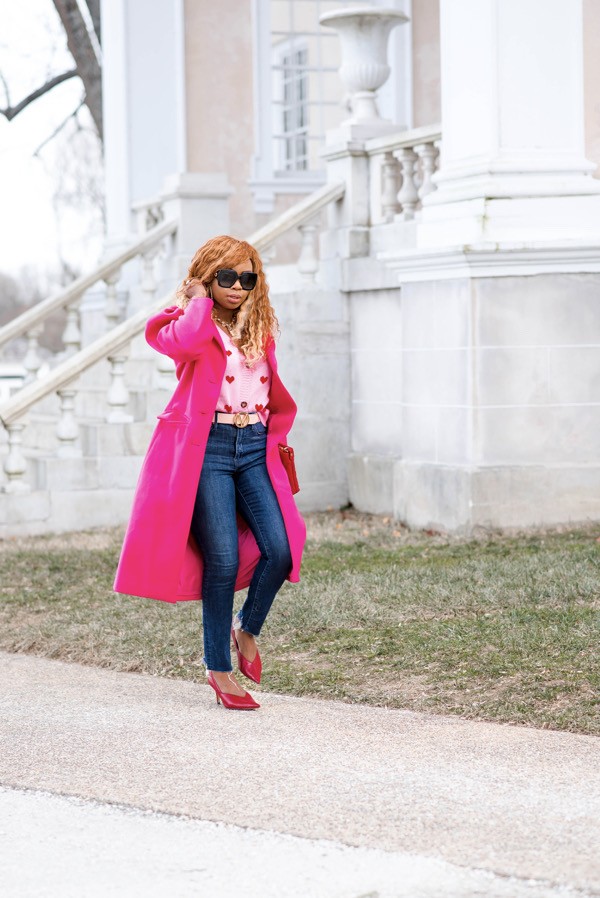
[0, 180, 346, 431]
[0, 294, 172, 427]
[364, 123, 441, 157]
[247, 180, 345, 250]
[0, 218, 178, 351]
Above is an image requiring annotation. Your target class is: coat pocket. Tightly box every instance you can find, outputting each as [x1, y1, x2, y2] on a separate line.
[156, 411, 191, 425]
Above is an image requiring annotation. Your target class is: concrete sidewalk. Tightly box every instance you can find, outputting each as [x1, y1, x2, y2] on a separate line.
[0, 650, 598, 897]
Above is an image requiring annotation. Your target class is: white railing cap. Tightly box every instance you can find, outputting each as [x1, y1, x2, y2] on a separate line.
[0, 218, 177, 352]
[365, 123, 441, 156]
[248, 180, 345, 250]
[0, 293, 174, 428]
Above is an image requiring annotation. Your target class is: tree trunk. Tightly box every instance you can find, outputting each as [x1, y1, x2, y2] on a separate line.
[84, 0, 101, 46]
[52, 0, 103, 142]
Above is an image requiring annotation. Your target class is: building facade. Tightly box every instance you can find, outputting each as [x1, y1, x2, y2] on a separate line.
[97, 0, 600, 532]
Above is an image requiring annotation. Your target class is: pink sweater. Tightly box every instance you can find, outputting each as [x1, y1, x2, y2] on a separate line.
[216, 326, 271, 424]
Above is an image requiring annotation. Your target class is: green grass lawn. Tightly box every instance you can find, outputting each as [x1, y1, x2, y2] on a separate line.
[1, 511, 598, 734]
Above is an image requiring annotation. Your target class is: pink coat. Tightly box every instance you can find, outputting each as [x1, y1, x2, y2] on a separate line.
[113, 295, 306, 603]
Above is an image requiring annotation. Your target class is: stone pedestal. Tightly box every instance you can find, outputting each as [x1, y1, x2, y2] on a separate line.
[159, 172, 233, 286]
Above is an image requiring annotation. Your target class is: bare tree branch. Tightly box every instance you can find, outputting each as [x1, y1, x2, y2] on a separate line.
[0, 69, 12, 106]
[0, 69, 78, 121]
[33, 98, 86, 156]
[52, 0, 102, 140]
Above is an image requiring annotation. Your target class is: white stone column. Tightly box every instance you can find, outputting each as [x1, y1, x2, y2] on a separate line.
[83, 1, 188, 345]
[419, 0, 600, 245]
[100, 0, 187, 251]
[351, 0, 600, 532]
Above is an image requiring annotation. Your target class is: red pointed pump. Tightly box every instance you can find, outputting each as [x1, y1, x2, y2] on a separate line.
[231, 619, 263, 684]
[206, 670, 260, 710]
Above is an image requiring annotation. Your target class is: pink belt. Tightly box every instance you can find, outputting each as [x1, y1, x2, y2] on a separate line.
[214, 411, 261, 428]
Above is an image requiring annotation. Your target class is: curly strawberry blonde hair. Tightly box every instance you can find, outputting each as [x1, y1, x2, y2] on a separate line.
[175, 235, 278, 363]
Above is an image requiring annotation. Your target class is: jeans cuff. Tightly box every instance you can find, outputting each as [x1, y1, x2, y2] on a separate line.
[203, 656, 233, 673]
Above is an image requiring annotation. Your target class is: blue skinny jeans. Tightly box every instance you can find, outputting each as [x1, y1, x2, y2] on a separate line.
[190, 419, 292, 672]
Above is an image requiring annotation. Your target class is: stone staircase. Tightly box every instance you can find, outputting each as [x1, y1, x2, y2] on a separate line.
[0, 181, 351, 536]
[0, 351, 175, 535]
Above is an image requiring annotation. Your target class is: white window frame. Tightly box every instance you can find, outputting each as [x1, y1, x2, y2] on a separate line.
[272, 38, 310, 174]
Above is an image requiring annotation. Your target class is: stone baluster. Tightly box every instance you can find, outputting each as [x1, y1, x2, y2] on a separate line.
[135, 202, 164, 235]
[23, 324, 44, 384]
[297, 221, 319, 283]
[104, 269, 122, 330]
[156, 352, 175, 388]
[261, 244, 276, 265]
[56, 388, 81, 457]
[381, 152, 401, 222]
[140, 247, 159, 307]
[416, 141, 440, 202]
[396, 147, 420, 220]
[3, 423, 30, 493]
[106, 353, 133, 423]
[62, 303, 81, 356]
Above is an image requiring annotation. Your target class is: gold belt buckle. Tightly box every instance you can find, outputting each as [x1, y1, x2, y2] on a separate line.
[232, 412, 250, 428]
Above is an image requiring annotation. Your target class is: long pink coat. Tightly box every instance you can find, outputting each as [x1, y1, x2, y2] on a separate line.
[113, 295, 306, 603]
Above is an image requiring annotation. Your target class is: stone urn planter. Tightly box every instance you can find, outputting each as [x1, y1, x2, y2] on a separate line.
[319, 5, 409, 124]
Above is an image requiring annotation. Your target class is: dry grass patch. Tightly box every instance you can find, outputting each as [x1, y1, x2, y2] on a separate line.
[0, 511, 598, 733]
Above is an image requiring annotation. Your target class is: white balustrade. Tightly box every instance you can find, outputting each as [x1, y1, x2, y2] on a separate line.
[261, 244, 277, 265]
[3, 423, 29, 493]
[56, 388, 81, 457]
[140, 248, 159, 307]
[0, 217, 177, 398]
[156, 352, 175, 388]
[381, 152, 401, 222]
[0, 182, 349, 518]
[23, 324, 44, 384]
[365, 126, 442, 225]
[297, 221, 319, 283]
[104, 269, 121, 330]
[416, 141, 440, 201]
[62, 305, 82, 356]
[106, 354, 133, 423]
[396, 147, 420, 221]
[133, 198, 165, 235]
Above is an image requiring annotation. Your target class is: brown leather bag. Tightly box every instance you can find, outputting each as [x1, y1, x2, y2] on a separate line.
[278, 444, 300, 494]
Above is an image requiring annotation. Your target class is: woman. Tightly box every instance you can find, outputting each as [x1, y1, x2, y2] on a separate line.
[114, 235, 306, 710]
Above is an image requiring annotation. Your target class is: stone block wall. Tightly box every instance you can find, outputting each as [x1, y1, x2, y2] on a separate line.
[347, 271, 600, 532]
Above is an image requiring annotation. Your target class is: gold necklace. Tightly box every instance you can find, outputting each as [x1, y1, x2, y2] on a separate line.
[212, 311, 237, 333]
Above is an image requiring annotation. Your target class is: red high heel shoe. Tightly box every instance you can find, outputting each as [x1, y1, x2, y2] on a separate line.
[206, 671, 260, 710]
[231, 620, 262, 684]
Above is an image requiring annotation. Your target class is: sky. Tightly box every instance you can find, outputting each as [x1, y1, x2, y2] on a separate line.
[0, 0, 102, 287]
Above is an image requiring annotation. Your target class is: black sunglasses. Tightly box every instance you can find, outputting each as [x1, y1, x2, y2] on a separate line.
[214, 269, 258, 291]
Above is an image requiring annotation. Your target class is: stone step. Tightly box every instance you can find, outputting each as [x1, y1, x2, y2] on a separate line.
[0, 438, 144, 503]
[0, 486, 135, 538]
[30, 454, 144, 492]
[10, 387, 171, 453]
[79, 421, 156, 458]
[28, 391, 143, 427]
[9, 417, 155, 460]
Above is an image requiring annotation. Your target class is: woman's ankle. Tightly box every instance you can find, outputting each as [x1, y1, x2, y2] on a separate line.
[236, 629, 258, 661]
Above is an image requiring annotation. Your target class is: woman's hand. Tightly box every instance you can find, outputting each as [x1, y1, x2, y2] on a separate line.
[184, 277, 209, 300]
